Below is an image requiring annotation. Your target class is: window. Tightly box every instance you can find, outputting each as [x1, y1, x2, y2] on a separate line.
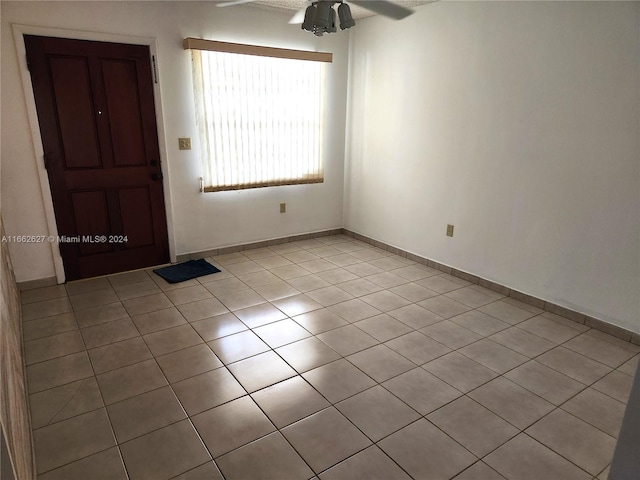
[186, 39, 332, 192]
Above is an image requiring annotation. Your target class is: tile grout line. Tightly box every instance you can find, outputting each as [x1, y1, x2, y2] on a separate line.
[112, 275, 225, 478]
[31, 293, 131, 479]
[75, 282, 134, 480]
[105, 281, 224, 479]
[341, 229, 638, 345]
[162, 246, 479, 478]
[20, 235, 635, 479]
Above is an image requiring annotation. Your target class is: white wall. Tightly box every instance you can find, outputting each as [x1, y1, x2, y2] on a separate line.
[1, 1, 348, 282]
[2, 1, 638, 335]
[345, 2, 640, 333]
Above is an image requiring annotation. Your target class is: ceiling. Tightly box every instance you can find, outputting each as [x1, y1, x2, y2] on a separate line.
[240, 0, 435, 20]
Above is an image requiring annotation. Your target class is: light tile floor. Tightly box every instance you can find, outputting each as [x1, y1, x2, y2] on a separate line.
[21, 235, 638, 480]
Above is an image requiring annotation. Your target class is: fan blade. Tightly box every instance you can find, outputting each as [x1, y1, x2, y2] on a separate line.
[288, 6, 308, 24]
[349, 0, 414, 20]
[216, 0, 258, 7]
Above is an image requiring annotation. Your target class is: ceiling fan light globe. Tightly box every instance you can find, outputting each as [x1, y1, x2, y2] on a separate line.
[301, 4, 316, 31]
[328, 7, 337, 33]
[313, 1, 334, 29]
[338, 2, 355, 30]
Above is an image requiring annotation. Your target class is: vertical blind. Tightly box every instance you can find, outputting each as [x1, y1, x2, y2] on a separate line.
[191, 47, 326, 192]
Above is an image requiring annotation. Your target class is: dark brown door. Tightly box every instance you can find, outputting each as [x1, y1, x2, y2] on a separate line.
[25, 35, 169, 281]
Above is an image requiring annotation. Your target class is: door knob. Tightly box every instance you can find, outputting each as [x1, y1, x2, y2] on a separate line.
[151, 173, 163, 181]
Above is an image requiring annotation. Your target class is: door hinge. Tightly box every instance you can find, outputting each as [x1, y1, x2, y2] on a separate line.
[26, 55, 31, 71]
[152, 55, 158, 84]
[43, 152, 48, 169]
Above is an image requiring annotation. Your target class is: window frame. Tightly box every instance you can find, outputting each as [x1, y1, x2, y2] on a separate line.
[184, 38, 332, 193]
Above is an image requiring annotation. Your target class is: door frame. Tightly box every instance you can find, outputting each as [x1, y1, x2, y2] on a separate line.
[11, 23, 177, 283]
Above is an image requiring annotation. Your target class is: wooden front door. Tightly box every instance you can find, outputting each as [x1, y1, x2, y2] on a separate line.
[25, 35, 169, 281]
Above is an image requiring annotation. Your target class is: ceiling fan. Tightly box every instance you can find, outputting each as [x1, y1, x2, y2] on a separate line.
[216, 0, 416, 36]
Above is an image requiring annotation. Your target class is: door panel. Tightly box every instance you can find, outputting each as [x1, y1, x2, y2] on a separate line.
[102, 59, 147, 166]
[25, 35, 169, 280]
[49, 56, 102, 169]
[119, 187, 155, 248]
[70, 190, 112, 255]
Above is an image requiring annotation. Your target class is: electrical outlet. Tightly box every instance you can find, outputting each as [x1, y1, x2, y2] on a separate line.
[446, 224, 454, 237]
[280, 203, 286, 213]
[178, 137, 191, 150]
